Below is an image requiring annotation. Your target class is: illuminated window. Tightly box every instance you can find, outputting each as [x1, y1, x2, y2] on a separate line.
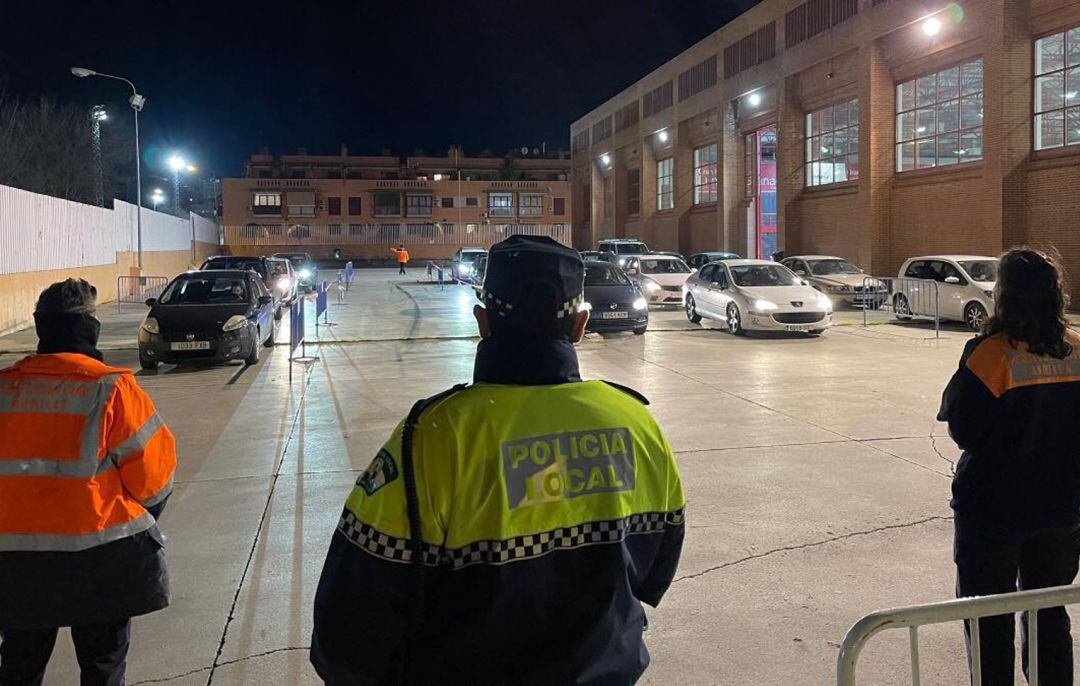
[1034, 26, 1080, 150]
[806, 99, 859, 186]
[896, 59, 983, 171]
[488, 192, 513, 217]
[657, 158, 674, 210]
[693, 144, 718, 203]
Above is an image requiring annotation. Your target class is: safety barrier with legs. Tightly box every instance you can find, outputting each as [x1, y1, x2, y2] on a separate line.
[117, 276, 169, 313]
[837, 583, 1080, 685]
[861, 276, 941, 338]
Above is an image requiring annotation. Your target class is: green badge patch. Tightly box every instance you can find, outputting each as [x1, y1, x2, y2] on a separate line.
[358, 449, 399, 495]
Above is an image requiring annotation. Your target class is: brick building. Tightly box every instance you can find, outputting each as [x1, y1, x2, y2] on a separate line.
[571, 0, 1080, 296]
[221, 146, 572, 260]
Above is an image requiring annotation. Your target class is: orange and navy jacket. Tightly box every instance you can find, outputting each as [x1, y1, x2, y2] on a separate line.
[0, 353, 177, 552]
[939, 329, 1080, 526]
[391, 247, 410, 264]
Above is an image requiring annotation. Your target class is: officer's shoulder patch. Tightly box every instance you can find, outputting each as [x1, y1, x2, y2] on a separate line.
[358, 449, 399, 496]
[602, 381, 650, 405]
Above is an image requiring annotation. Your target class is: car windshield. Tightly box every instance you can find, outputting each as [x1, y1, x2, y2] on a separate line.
[585, 264, 630, 286]
[160, 277, 249, 305]
[640, 258, 690, 274]
[729, 265, 801, 287]
[204, 258, 267, 279]
[809, 259, 861, 276]
[283, 256, 310, 268]
[459, 251, 484, 263]
[604, 243, 647, 255]
[958, 260, 998, 282]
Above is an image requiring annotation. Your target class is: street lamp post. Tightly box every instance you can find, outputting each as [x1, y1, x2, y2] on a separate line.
[168, 155, 197, 214]
[71, 67, 146, 271]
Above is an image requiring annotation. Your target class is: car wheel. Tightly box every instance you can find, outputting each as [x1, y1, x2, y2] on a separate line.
[894, 294, 912, 320]
[685, 295, 702, 324]
[965, 302, 988, 331]
[727, 304, 746, 336]
[245, 329, 261, 365]
[139, 356, 158, 371]
[264, 320, 276, 347]
[633, 326, 647, 336]
[810, 329, 826, 336]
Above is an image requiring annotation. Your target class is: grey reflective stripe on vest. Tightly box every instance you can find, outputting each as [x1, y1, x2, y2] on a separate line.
[0, 511, 156, 552]
[141, 477, 174, 508]
[0, 377, 104, 416]
[102, 412, 165, 474]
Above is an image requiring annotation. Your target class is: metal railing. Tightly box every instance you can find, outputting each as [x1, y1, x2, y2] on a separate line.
[222, 222, 571, 248]
[117, 275, 169, 313]
[862, 276, 941, 338]
[837, 583, 1080, 685]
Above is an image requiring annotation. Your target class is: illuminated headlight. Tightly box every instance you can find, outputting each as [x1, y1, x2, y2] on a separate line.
[816, 294, 833, 311]
[618, 258, 628, 267]
[643, 280, 661, 293]
[578, 301, 593, 312]
[277, 277, 292, 290]
[299, 268, 312, 279]
[751, 299, 778, 313]
[141, 317, 160, 334]
[223, 315, 248, 332]
[458, 264, 473, 275]
[632, 297, 647, 310]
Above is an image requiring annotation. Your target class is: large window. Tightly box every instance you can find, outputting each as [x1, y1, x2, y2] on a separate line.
[627, 168, 640, 215]
[373, 192, 400, 216]
[1034, 27, 1080, 150]
[806, 99, 859, 186]
[896, 59, 983, 171]
[657, 158, 674, 210]
[489, 192, 513, 217]
[693, 144, 718, 203]
[406, 194, 433, 217]
[520, 194, 542, 217]
[252, 192, 281, 215]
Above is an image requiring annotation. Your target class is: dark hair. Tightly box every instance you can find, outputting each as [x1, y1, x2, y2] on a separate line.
[984, 247, 1072, 359]
[488, 280, 575, 339]
[35, 278, 98, 315]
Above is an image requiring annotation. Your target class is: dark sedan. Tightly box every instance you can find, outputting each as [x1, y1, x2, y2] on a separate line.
[688, 251, 742, 270]
[583, 261, 648, 335]
[138, 270, 277, 370]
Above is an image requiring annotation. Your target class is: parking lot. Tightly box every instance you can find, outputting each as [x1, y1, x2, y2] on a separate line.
[0, 268, 1015, 684]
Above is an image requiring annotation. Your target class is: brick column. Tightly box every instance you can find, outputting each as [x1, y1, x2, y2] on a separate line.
[776, 73, 803, 255]
[862, 41, 894, 275]
[720, 101, 744, 254]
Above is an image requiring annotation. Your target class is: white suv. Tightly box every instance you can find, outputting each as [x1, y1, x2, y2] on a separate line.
[895, 255, 998, 330]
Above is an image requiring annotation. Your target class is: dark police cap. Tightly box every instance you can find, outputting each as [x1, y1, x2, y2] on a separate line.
[481, 235, 584, 319]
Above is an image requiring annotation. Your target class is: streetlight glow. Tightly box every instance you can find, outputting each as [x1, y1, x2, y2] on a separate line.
[70, 67, 97, 78]
[168, 155, 187, 172]
[922, 17, 943, 36]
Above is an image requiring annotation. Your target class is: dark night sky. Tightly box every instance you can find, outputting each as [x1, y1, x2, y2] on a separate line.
[3, 1, 760, 180]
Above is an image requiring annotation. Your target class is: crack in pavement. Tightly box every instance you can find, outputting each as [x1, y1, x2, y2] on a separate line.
[673, 515, 953, 583]
[928, 424, 957, 476]
[130, 646, 311, 685]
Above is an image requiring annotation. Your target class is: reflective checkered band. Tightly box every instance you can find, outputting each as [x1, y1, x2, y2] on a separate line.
[339, 508, 684, 570]
[482, 289, 583, 319]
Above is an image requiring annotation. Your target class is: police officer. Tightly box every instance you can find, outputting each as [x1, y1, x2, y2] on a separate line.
[0, 279, 177, 685]
[940, 248, 1080, 684]
[311, 235, 685, 684]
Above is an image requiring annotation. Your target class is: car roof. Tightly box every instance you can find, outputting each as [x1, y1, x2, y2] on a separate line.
[903, 255, 998, 262]
[458, 247, 486, 252]
[696, 251, 739, 256]
[183, 269, 255, 278]
[637, 253, 683, 260]
[206, 255, 264, 262]
[722, 259, 786, 267]
[787, 255, 845, 261]
[599, 238, 646, 243]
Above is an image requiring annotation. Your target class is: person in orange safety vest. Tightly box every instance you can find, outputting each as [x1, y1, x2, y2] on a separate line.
[390, 244, 410, 275]
[0, 278, 177, 686]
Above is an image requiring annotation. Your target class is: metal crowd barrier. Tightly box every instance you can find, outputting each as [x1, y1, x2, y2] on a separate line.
[426, 261, 447, 287]
[861, 276, 941, 338]
[117, 276, 169, 313]
[837, 583, 1080, 685]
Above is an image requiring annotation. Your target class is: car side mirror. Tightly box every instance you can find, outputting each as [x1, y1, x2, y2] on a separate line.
[944, 276, 961, 284]
[259, 295, 273, 306]
[144, 298, 156, 306]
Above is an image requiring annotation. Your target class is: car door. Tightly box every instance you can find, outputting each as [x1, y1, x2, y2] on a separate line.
[936, 261, 967, 320]
[901, 260, 928, 316]
[690, 265, 714, 314]
[251, 276, 273, 335]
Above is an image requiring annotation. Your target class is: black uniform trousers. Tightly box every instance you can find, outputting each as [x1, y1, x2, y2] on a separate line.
[955, 516, 1080, 685]
[398, 263, 406, 275]
[0, 618, 130, 686]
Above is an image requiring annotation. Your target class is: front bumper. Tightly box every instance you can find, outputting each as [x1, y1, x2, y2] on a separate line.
[745, 310, 833, 332]
[586, 306, 648, 332]
[643, 287, 683, 304]
[139, 327, 256, 364]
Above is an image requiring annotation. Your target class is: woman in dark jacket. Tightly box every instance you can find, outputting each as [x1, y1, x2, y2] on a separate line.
[939, 248, 1080, 685]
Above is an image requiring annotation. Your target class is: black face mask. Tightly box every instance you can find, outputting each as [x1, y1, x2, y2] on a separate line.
[34, 312, 104, 362]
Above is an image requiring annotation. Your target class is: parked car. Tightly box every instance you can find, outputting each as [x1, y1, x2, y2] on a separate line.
[266, 256, 299, 307]
[655, 250, 687, 262]
[273, 252, 319, 292]
[781, 255, 886, 308]
[582, 261, 648, 335]
[579, 250, 604, 261]
[138, 270, 277, 370]
[200, 255, 286, 319]
[451, 248, 487, 283]
[683, 259, 832, 335]
[688, 252, 741, 270]
[624, 254, 694, 306]
[895, 255, 997, 330]
[597, 239, 650, 268]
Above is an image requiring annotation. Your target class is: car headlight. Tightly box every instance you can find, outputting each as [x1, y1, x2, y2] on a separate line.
[299, 268, 312, 279]
[643, 280, 660, 293]
[223, 315, 249, 332]
[141, 317, 160, 335]
[751, 299, 778, 313]
[459, 264, 473, 274]
[632, 297, 647, 310]
[817, 294, 833, 311]
[618, 258, 628, 267]
[578, 301, 593, 312]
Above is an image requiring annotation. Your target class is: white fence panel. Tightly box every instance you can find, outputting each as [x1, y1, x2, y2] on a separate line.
[114, 200, 192, 252]
[189, 212, 219, 244]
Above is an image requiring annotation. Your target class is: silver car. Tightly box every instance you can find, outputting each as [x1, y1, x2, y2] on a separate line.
[781, 255, 886, 308]
[895, 255, 997, 330]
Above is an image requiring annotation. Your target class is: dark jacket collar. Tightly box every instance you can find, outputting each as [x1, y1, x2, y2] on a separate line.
[473, 334, 581, 386]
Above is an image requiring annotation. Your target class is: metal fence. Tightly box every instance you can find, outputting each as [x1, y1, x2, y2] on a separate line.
[837, 583, 1080, 685]
[222, 222, 572, 248]
[117, 275, 169, 313]
[861, 276, 941, 337]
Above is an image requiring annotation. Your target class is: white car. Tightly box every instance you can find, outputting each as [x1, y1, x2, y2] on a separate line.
[781, 255, 886, 308]
[682, 259, 833, 335]
[895, 255, 997, 330]
[624, 254, 694, 305]
[451, 248, 487, 283]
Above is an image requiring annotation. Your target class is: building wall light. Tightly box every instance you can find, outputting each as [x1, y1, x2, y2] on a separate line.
[600, 153, 612, 166]
[922, 17, 943, 36]
[657, 130, 669, 143]
[747, 92, 762, 107]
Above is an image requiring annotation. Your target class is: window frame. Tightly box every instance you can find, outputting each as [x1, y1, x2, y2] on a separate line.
[327, 196, 342, 216]
[252, 192, 281, 216]
[405, 193, 433, 218]
[805, 98, 860, 188]
[519, 193, 543, 218]
[488, 192, 514, 217]
[347, 197, 362, 215]
[693, 144, 718, 204]
[895, 58, 984, 173]
[1033, 25, 1080, 152]
[373, 191, 401, 217]
[656, 157, 674, 211]
[626, 168, 641, 216]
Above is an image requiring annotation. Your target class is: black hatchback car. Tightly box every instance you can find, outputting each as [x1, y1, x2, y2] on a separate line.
[583, 261, 648, 335]
[138, 270, 277, 370]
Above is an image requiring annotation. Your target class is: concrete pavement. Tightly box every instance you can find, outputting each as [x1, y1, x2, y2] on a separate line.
[0, 268, 1042, 684]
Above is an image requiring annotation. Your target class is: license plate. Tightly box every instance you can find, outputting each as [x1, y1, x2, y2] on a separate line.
[170, 341, 211, 351]
[785, 324, 813, 332]
[601, 311, 629, 319]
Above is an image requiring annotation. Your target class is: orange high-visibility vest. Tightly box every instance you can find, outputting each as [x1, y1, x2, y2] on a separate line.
[397, 249, 410, 264]
[0, 353, 177, 551]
